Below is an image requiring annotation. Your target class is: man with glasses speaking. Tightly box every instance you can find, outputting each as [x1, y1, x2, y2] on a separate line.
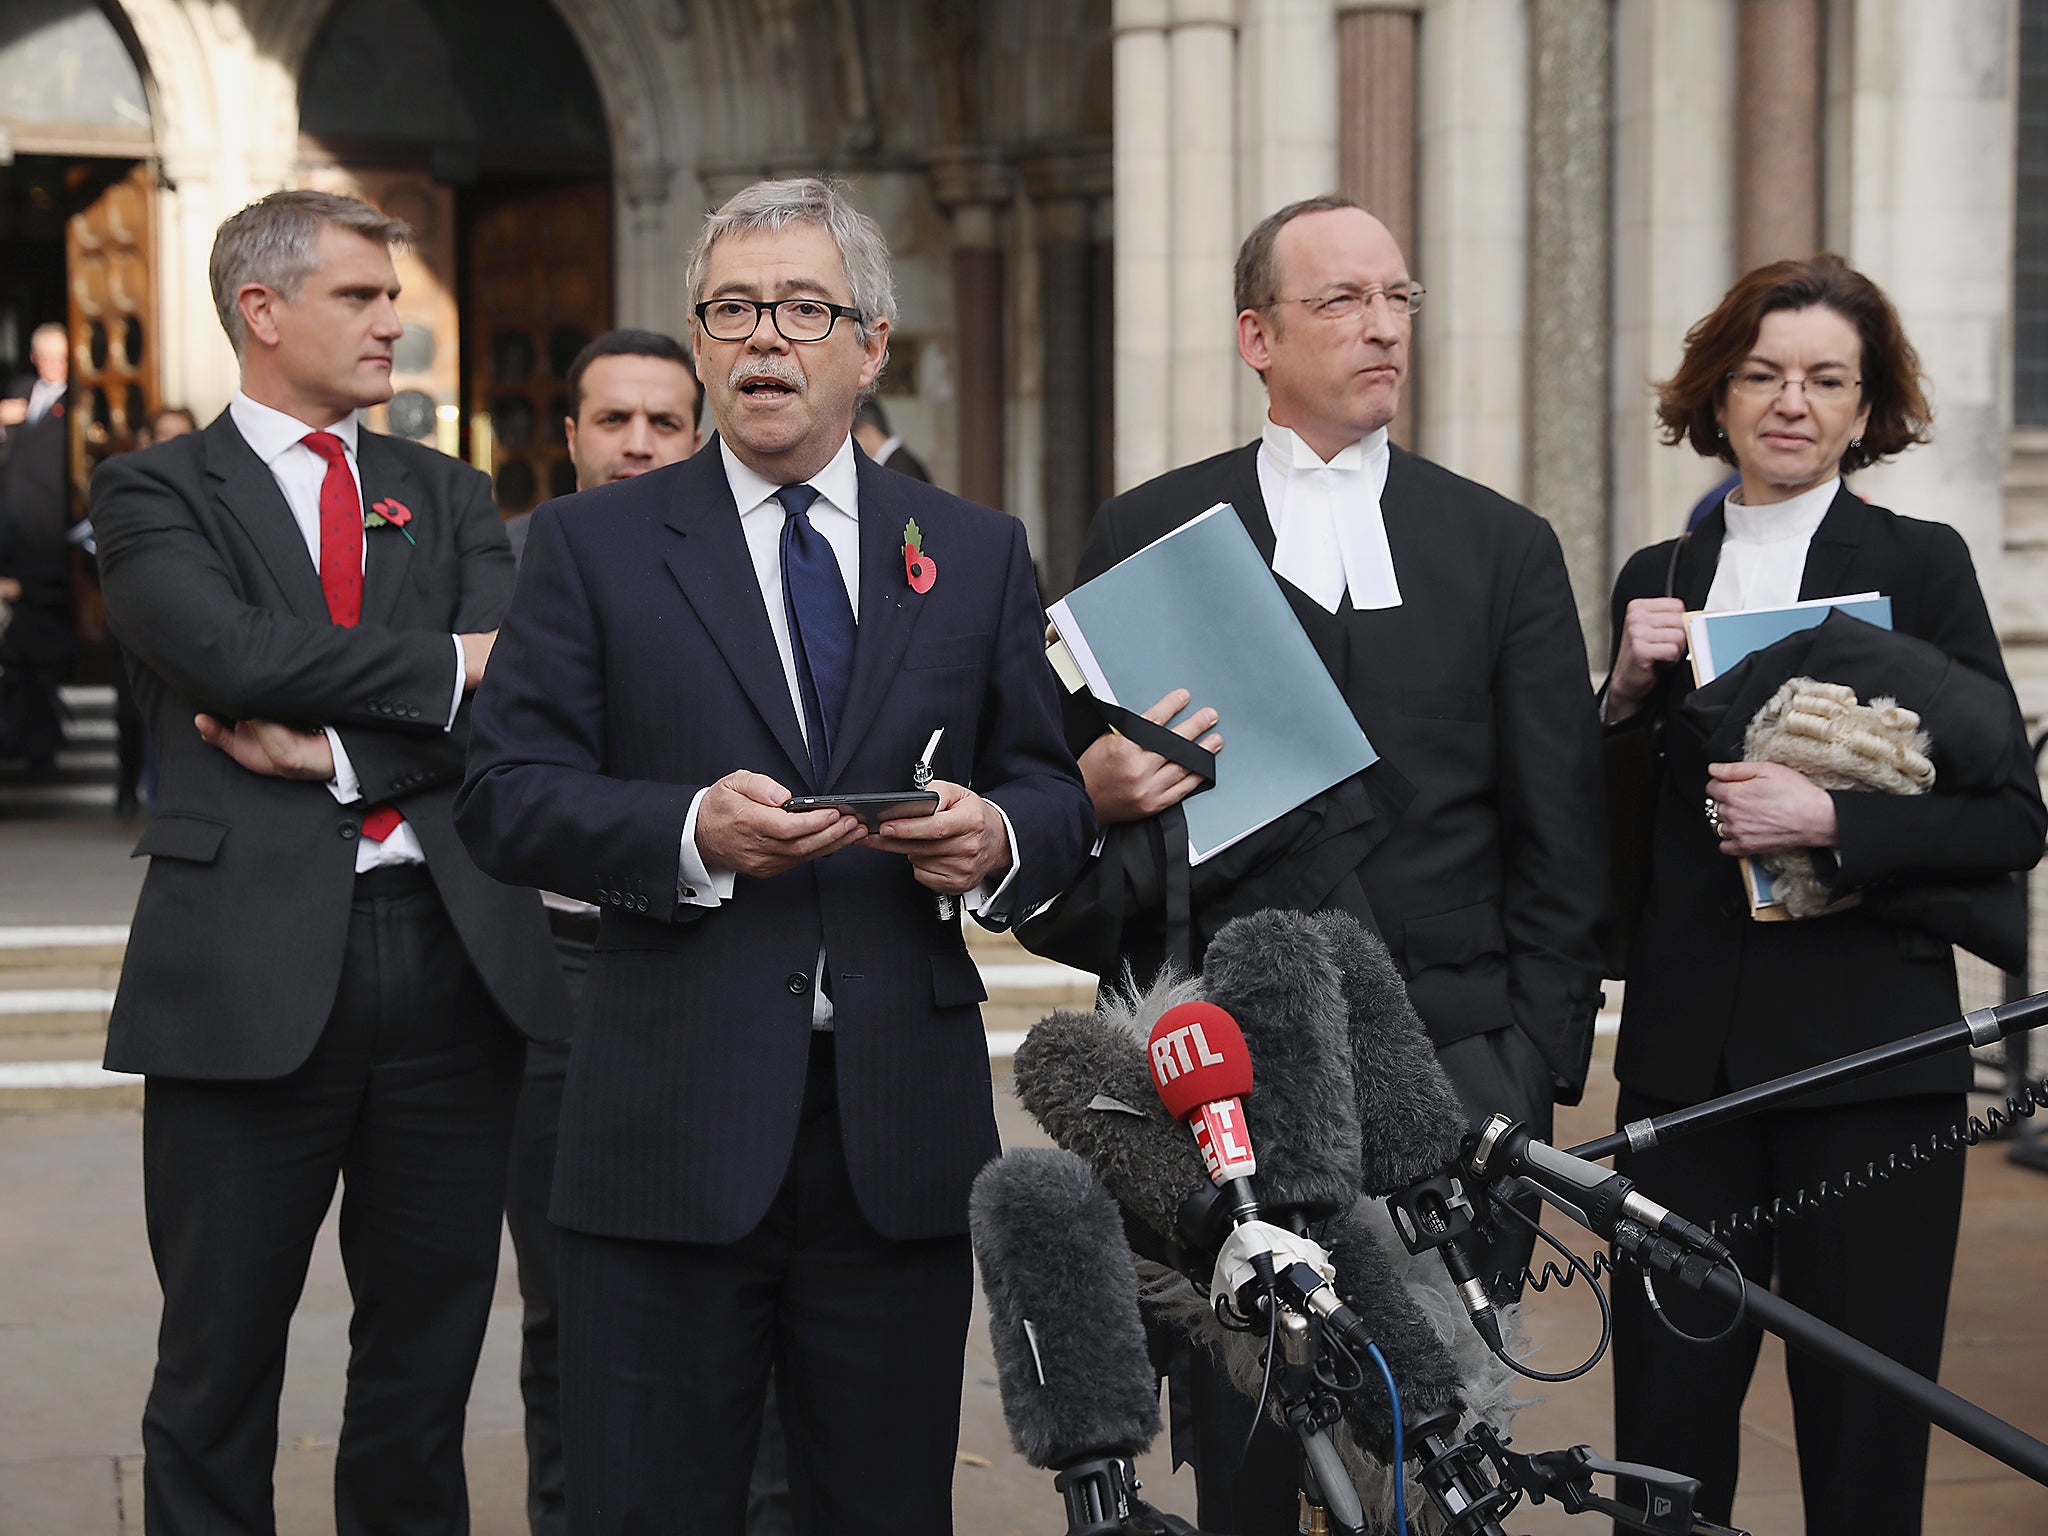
[457, 178, 1092, 1534]
[1042, 196, 1609, 1533]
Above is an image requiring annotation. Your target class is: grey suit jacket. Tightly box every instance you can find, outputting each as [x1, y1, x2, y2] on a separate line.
[92, 410, 569, 1079]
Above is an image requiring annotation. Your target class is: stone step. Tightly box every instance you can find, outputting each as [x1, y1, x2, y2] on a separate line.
[0, 925, 129, 974]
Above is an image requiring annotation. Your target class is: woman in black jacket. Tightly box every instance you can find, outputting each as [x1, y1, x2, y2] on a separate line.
[1602, 254, 2045, 1535]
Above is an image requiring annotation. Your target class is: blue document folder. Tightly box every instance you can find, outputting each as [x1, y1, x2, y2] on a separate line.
[1047, 504, 1378, 864]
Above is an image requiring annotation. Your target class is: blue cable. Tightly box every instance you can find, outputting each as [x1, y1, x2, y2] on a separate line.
[1364, 1340, 1406, 1535]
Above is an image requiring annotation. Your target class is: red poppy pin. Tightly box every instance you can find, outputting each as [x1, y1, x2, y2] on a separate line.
[366, 498, 416, 546]
[902, 518, 936, 595]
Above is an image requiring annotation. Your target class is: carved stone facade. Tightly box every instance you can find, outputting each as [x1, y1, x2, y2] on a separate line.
[21, 0, 2043, 693]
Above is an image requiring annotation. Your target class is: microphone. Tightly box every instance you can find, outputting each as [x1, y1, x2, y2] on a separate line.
[1305, 910, 1504, 1354]
[970, 1148, 1163, 1469]
[1203, 911, 1366, 1220]
[1468, 1116, 1731, 1263]
[971, 1148, 1201, 1536]
[1013, 1006, 1220, 1257]
[1146, 1000, 1260, 1228]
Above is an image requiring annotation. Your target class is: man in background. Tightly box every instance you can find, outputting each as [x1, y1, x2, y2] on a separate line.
[0, 323, 77, 773]
[504, 328, 701, 564]
[500, 324, 700, 1536]
[851, 396, 929, 481]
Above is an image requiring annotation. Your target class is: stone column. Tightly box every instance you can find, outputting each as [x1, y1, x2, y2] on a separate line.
[1337, 3, 1418, 260]
[1736, 0, 1822, 270]
[1336, 2, 1421, 448]
[1825, 0, 2016, 590]
[615, 159, 686, 337]
[1527, 0, 1614, 654]
[1168, 0, 1242, 468]
[1026, 150, 1115, 596]
[1415, 0, 1531, 498]
[1238, 0, 1340, 438]
[929, 151, 1013, 512]
[1610, 0, 1738, 568]
[1113, 0, 1174, 492]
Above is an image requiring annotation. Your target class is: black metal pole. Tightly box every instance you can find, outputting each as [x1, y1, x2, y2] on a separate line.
[1569, 991, 2048, 1164]
[1630, 1231, 2048, 1488]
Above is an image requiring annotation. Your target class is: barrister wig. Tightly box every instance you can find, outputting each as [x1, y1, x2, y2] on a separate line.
[1655, 254, 1932, 476]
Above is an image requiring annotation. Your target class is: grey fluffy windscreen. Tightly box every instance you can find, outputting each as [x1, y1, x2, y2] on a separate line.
[1320, 1204, 1467, 1457]
[1202, 910, 1365, 1214]
[969, 1148, 1164, 1469]
[1309, 910, 1469, 1193]
[1012, 1007, 1209, 1240]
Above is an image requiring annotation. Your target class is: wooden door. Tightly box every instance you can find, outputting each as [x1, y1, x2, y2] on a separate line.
[465, 181, 612, 515]
[65, 160, 157, 500]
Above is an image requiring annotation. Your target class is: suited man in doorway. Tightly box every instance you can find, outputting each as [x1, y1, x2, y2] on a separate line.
[1054, 195, 1608, 1534]
[90, 189, 569, 1536]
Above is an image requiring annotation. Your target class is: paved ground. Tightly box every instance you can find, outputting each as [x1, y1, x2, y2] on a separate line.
[4, 810, 2047, 1533]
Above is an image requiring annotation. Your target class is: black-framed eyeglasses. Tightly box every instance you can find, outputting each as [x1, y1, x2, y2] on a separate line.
[1259, 283, 1426, 321]
[694, 297, 865, 343]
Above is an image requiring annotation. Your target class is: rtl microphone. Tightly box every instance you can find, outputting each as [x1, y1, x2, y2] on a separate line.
[1146, 999, 1260, 1227]
[1306, 910, 1505, 1354]
[970, 1148, 1199, 1535]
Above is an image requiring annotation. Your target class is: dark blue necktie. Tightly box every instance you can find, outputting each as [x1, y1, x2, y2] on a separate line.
[777, 483, 855, 784]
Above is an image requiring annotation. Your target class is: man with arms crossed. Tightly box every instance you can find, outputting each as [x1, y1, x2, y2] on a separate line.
[458, 178, 1092, 1534]
[1054, 195, 1607, 1533]
[90, 190, 569, 1535]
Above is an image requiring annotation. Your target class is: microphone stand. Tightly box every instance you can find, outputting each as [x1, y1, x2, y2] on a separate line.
[1566, 991, 2048, 1164]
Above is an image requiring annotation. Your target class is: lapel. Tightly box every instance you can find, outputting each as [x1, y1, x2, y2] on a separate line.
[355, 430, 424, 629]
[203, 414, 330, 623]
[661, 442, 814, 783]
[1220, 441, 1275, 565]
[1796, 484, 1867, 601]
[825, 453, 929, 788]
[1673, 505, 1727, 612]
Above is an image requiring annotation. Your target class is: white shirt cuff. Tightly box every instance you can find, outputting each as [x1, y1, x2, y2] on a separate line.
[324, 728, 362, 804]
[678, 786, 737, 907]
[444, 634, 465, 729]
[964, 800, 1022, 917]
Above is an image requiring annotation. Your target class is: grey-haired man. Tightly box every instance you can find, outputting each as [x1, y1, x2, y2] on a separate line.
[458, 178, 1093, 1535]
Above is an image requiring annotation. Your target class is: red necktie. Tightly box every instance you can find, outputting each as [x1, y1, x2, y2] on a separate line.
[301, 431, 401, 843]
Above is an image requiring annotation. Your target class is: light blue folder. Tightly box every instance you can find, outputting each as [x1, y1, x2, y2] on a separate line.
[1048, 504, 1378, 864]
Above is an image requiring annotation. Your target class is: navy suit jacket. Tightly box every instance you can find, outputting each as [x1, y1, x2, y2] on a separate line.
[456, 440, 1094, 1244]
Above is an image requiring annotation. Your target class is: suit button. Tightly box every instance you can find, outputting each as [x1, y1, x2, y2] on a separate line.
[339, 822, 358, 841]
[407, 706, 420, 718]
[786, 972, 811, 996]
[635, 896, 648, 912]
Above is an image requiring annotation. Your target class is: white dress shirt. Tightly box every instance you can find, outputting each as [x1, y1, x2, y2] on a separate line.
[1702, 477, 1840, 614]
[26, 377, 64, 425]
[677, 435, 1019, 1025]
[1257, 417, 1401, 613]
[227, 391, 467, 872]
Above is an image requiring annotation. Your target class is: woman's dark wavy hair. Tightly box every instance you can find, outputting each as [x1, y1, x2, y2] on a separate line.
[1655, 253, 1931, 475]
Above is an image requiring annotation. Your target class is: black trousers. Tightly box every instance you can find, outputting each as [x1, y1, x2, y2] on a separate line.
[507, 919, 796, 1536]
[1181, 1025, 1553, 1535]
[1610, 1085, 1967, 1536]
[140, 867, 523, 1536]
[558, 1031, 973, 1536]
